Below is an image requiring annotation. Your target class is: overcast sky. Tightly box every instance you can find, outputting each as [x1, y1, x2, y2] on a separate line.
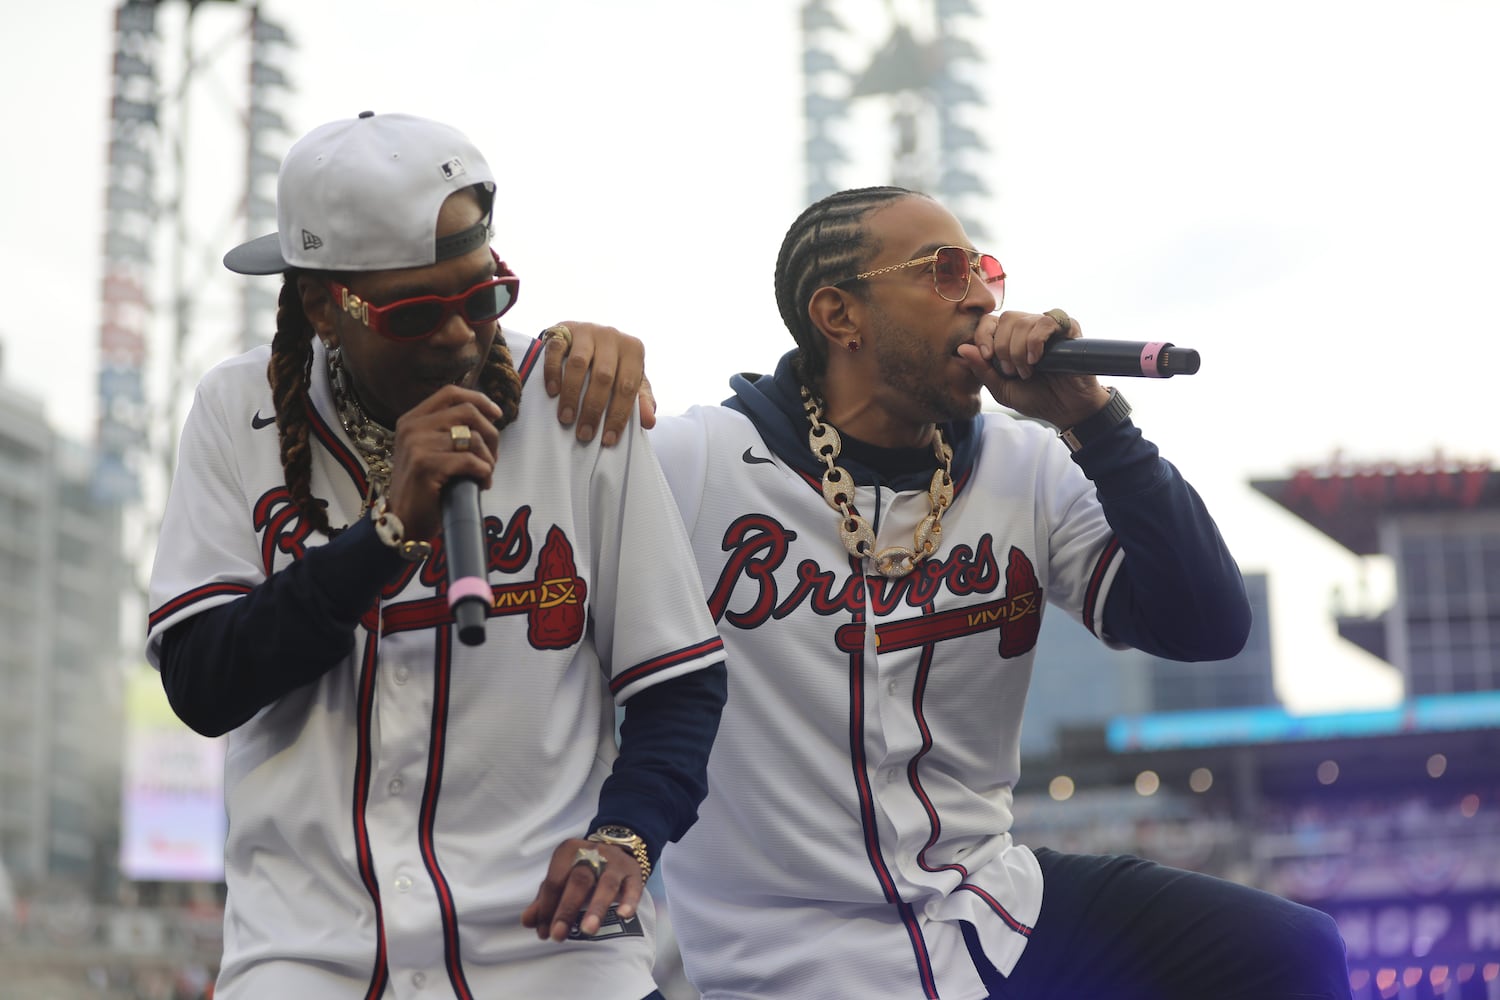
[4, 0, 1498, 713]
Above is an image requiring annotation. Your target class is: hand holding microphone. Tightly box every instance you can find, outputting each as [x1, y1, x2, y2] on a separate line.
[1028, 336, 1200, 378]
[988, 308, 1201, 379]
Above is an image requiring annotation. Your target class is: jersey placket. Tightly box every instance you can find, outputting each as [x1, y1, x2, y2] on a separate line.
[364, 616, 450, 986]
[860, 484, 948, 897]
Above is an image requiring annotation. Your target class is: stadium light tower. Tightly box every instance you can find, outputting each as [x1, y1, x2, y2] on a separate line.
[798, 0, 991, 237]
[94, 0, 294, 511]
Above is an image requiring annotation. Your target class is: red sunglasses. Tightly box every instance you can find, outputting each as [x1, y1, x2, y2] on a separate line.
[329, 250, 520, 341]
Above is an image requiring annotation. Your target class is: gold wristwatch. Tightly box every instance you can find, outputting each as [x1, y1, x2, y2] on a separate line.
[588, 825, 652, 882]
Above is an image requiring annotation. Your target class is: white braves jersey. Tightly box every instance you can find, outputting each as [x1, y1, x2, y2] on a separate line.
[652, 405, 1123, 1000]
[145, 332, 724, 1000]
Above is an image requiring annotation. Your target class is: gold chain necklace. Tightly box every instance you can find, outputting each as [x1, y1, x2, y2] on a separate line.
[328, 348, 394, 514]
[801, 387, 954, 578]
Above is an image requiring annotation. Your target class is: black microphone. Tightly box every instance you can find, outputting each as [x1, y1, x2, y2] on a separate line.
[1009, 336, 1201, 378]
[441, 478, 489, 646]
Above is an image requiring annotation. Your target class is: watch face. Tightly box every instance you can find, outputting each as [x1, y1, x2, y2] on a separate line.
[597, 825, 636, 842]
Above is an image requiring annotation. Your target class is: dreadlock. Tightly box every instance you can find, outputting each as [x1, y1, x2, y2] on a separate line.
[265, 273, 523, 540]
[773, 185, 921, 390]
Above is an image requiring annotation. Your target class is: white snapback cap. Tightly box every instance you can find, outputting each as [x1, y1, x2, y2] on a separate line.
[224, 111, 496, 275]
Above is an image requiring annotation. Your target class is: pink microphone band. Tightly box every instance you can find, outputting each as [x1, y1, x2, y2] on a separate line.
[447, 577, 492, 611]
[1141, 342, 1169, 377]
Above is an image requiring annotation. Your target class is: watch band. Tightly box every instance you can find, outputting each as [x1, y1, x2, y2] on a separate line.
[587, 825, 652, 882]
[370, 496, 433, 562]
[1058, 388, 1132, 453]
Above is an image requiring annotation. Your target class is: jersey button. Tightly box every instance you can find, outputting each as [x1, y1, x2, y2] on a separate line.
[394, 875, 413, 893]
[394, 666, 410, 685]
[388, 778, 404, 796]
[411, 972, 427, 989]
[886, 681, 898, 695]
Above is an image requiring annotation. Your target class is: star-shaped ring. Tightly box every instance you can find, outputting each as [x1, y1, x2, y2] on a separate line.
[572, 846, 606, 879]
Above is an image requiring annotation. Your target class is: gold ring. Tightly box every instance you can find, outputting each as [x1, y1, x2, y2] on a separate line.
[450, 424, 472, 452]
[541, 323, 573, 351]
[1044, 308, 1072, 335]
[572, 846, 606, 879]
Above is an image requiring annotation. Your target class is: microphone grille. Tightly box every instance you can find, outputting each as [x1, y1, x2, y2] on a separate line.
[1162, 346, 1202, 375]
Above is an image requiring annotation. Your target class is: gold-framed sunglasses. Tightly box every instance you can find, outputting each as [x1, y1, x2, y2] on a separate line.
[835, 245, 1005, 306]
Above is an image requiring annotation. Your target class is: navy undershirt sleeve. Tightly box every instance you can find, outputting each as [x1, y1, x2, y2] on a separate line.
[1076, 420, 1251, 661]
[590, 662, 729, 866]
[159, 515, 408, 737]
[161, 514, 729, 861]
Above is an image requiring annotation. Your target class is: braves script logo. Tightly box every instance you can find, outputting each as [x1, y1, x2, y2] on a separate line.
[707, 513, 1041, 657]
[254, 488, 586, 647]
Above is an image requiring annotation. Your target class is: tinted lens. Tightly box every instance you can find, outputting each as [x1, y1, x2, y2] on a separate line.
[385, 302, 446, 340]
[462, 282, 510, 323]
[978, 254, 1005, 310]
[933, 247, 972, 300]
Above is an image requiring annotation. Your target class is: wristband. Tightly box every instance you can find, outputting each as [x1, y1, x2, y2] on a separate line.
[370, 496, 433, 562]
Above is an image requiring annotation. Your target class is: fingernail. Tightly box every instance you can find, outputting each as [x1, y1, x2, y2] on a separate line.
[559, 408, 574, 425]
[602, 431, 617, 447]
[578, 426, 594, 443]
[546, 380, 559, 396]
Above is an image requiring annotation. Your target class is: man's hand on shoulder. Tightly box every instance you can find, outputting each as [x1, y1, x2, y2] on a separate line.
[541, 322, 657, 447]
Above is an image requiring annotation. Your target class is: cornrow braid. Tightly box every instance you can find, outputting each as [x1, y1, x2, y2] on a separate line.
[773, 185, 919, 389]
[267, 272, 332, 537]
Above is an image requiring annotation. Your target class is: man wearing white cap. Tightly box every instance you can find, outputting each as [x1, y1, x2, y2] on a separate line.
[145, 111, 726, 1000]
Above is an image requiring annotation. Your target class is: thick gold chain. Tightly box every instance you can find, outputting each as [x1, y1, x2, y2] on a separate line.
[328, 349, 394, 514]
[801, 388, 954, 578]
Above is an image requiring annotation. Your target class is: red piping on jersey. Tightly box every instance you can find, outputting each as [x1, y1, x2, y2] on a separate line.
[1081, 535, 1120, 636]
[897, 900, 941, 999]
[147, 582, 253, 632]
[906, 635, 1033, 941]
[956, 882, 1034, 937]
[844, 606, 938, 998]
[908, 640, 961, 878]
[309, 402, 370, 497]
[419, 625, 476, 999]
[516, 336, 545, 383]
[608, 636, 726, 696]
[351, 634, 391, 999]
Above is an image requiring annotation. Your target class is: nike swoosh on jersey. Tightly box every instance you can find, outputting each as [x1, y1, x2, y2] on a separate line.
[741, 448, 774, 466]
[251, 410, 276, 430]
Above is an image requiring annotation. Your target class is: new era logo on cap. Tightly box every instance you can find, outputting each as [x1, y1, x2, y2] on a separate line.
[440, 157, 467, 180]
[302, 230, 323, 251]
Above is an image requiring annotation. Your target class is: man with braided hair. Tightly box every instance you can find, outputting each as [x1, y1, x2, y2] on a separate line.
[649, 186, 1352, 998]
[145, 112, 725, 1000]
